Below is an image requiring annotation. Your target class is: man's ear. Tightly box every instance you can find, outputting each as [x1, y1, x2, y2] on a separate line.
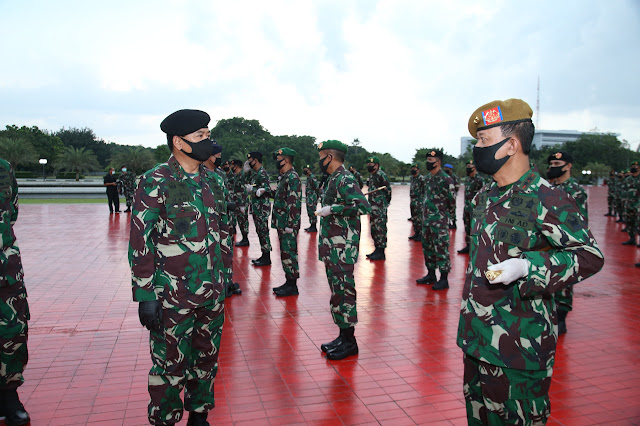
[506, 137, 520, 156]
[172, 136, 183, 151]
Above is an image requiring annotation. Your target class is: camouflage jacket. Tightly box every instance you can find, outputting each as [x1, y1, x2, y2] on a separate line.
[118, 171, 137, 195]
[366, 169, 392, 208]
[231, 171, 248, 207]
[449, 173, 460, 193]
[409, 174, 425, 206]
[351, 170, 364, 189]
[271, 168, 302, 230]
[250, 166, 272, 209]
[457, 169, 604, 370]
[319, 165, 372, 264]
[423, 169, 455, 222]
[606, 177, 616, 197]
[0, 159, 25, 292]
[625, 175, 640, 207]
[305, 172, 320, 201]
[128, 155, 231, 310]
[553, 177, 588, 223]
[464, 175, 486, 210]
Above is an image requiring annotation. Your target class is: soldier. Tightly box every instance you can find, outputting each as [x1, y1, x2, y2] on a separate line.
[444, 164, 460, 229]
[315, 140, 371, 360]
[458, 160, 485, 254]
[546, 151, 588, 335]
[457, 99, 604, 425]
[270, 148, 302, 297]
[302, 165, 320, 232]
[416, 150, 455, 290]
[231, 160, 250, 247]
[118, 165, 136, 212]
[615, 171, 626, 223]
[129, 109, 231, 426]
[0, 159, 30, 426]
[605, 170, 616, 216]
[408, 164, 425, 241]
[365, 156, 392, 260]
[622, 162, 640, 246]
[245, 152, 273, 266]
[348, 165, 364, 189]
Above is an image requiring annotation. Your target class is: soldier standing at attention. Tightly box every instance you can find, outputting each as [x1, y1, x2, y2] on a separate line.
[365, 156, 391, 261]
[231, 160, 250, 247]
[444, 164, 460, 229]
[621, 162, 640, 246]
[604, 170, 616, 217]
[129, 109, 231, 426]
[0, 159, 30, 426]
[315, 140, 371, 360]
[457, 99, 604, 425]
[246, 152, 273, 266]
[302, 164, 320, 233]
[271, 148, 302, 297]
[409, 163, 425, 241]
[416, 150, 455, 290]
[458, 160, 485, 254]
[546, 151, 588, 335]
[118, 165, 136, 212]
[348, 165, 364, 189]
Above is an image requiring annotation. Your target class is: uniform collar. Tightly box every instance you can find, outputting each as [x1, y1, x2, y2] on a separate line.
[168, 155, 204, 181]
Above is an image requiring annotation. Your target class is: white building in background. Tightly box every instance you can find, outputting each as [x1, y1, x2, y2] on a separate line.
[460, 130, 620, 154]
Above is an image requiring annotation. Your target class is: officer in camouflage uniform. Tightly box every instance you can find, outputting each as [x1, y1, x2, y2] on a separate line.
[365, 156, 392, 261]
[605, 170, 616, 216]
[458, 160, 485, 254]
[416, 150, 455, 290]
[245, 152, 273, 266]
[270, 148, 302, 297]
[546, 151, 588, 335]
[457, 99, 604, 425]
[118, 166, 137, 212]
[316, 140, 371, 360]
[409, 163, 425, 241]
[129, 109, 231, 426]
[621, 162, 640, 246]
[231, 160, 250, 247]
[615, 171, 626, 223]
[302, 165, 320, 232]
[0, 159, 30, 426]
[444, 164, 460, 229]
[348, 165, 364, 189]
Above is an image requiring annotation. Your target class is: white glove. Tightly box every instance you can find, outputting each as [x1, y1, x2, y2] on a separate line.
[243, 160, 251, 173]
[239, 206, 246, 214]
[486, 258, 530, 284]
[245, 184, 255, 193]
[284, 227, 294, 233]
[256, 188, 266, 197]
[315, 205, 333, 217]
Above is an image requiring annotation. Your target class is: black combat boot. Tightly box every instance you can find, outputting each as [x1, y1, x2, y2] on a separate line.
[320, 330, 343, 353]
[272, 282, 287, 292]
[235, 235, 250, 247]
[252, 251, 271, 266]
[274, 279, 299, 297]
[557, 310, 568, 335]
[368, 247, 385, 261]
[622, 237, 636, 245]
[186, 411, 210, 426]
[457, 245, 470, 254]
[305, 224, 317, 232]
[432, 271, 449, 290]
[408, 234, 420, 240]
[449, 222, 457, 230]
[416, 269, 437, 284]
[1, 389, 30, 426]
[326, 327, 358, 360]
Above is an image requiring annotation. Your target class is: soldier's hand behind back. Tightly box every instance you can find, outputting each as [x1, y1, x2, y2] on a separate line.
[138, 300, 163, 333]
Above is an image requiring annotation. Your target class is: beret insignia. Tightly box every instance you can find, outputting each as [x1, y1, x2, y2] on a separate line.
[482, 106, 503, 126]
[555, 152, 562, 159]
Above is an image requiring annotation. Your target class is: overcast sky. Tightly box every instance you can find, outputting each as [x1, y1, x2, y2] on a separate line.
[1, 0, 638, 162]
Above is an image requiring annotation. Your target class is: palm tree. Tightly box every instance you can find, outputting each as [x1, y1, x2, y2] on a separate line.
[110, 146, 155, 174]
[54, 146, 100, 181]
[0, 137, 38, 169]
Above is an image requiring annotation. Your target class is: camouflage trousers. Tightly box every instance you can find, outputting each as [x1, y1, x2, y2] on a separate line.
[306, 194, 318, 226]
[463, 206, 472, 245]
[555, 286, 573, 312]
[277, 230, 299, 280]
[369, 204, 388, 248]
[410, 200, 422, 237]
[237, 204, 249, 237]
[607, 194, 614, 212]
[324, 261, 357, 328]
[463, 354, 552, 426]
[625, 204, 638, 237]
[421, 218, 451, 272]
[147, 305, 224, 425]
[0, 289, 29, 389]
[251, 202, 271, 252]
[124, 191, 134, 209]
[448, 198, 457, 226]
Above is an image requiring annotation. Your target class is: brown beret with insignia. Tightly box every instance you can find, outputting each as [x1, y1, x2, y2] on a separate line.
[468, 99, 533, 138]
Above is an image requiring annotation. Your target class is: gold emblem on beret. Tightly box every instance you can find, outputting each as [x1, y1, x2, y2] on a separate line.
[430, 151, 436, 156]
[247, 153, 251, 158]
[318, 142, 323, 149]
[473, 116, 480, 124]
[369, 158, 373, 162]
[555, 152, 562, 159]
[278, 149, 283, 154]
[485, 270, 503, 281]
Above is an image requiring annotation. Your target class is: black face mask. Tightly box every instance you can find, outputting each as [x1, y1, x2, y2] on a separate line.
[214, 157, 222, 168]
[181, 137, 214, 162]
[472, 137, 511, 175]
[367, 165, 376, 173]
[426, 161, 436, 171]
[547, 165, 565, 179]
[222, 166, 229, 172]
[276, 159, 286, 170]
[250, 160, 257, 169]
[319, 155, 332, 174]
[466, 167, 474, 176]
[410, 169, 417, 176]
[631, 167, 639, 173]
[304, 169, 310, 175]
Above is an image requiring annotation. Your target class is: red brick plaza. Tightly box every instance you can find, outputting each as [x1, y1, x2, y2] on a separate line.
[12, 185, 640, 425]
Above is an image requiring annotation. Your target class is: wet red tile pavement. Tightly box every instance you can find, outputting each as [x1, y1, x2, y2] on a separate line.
[10, 185, 640, 425]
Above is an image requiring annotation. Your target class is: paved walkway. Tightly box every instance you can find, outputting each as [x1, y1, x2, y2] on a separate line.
[11, 185, 640, 425]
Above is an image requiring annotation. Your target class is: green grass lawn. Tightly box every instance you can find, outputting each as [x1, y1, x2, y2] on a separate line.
[20, 198, 125, 204]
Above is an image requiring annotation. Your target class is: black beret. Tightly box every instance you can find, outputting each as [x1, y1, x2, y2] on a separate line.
[547, 151, 573, 164]
[426, 149, 443, 160]
[231, 159, 243, 167]
[248, 151, 263, 162]
[160, 109, 210, 136]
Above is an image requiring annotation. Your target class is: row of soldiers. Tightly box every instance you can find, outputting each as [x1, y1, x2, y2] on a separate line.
[606, 163, 640, 265]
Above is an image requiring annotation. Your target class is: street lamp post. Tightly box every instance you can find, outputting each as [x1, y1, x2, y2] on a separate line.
[39, 159, 47, 181]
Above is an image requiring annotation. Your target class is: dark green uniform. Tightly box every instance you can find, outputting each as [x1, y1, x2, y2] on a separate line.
[0, 159, 29, 392]
[409, 173, 425, 238]
[305, 172, 320, 227]
[447, 170, 460, 227]
[463, 175, 485, 247]
[366, 169, 391, 249]
[421, 169, 455, 272]
[623, 173, 639, 241]
[118, 170, 137, 211]
[232, 171, 249, 238]
[129, 156, 231, 425]
[351, 169, 364, 189]
[457, 169, 604, 425]
[271, 169, 302, 280]
[249, 167, 272, 253]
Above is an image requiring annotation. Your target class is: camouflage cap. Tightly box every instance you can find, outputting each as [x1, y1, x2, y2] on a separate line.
[466, 160, 476, 166]
[425, 149, 443, 160]
[317, 140, 348, 153]
[468, 98, 533, 138]
[160, 109, 210, 136]
[547, 151, 573, 164]
[367, 156, 380, 164]
[273, 147, 296, 160]
[411, 163, 419, 168]
[247, 151, 263, 162]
